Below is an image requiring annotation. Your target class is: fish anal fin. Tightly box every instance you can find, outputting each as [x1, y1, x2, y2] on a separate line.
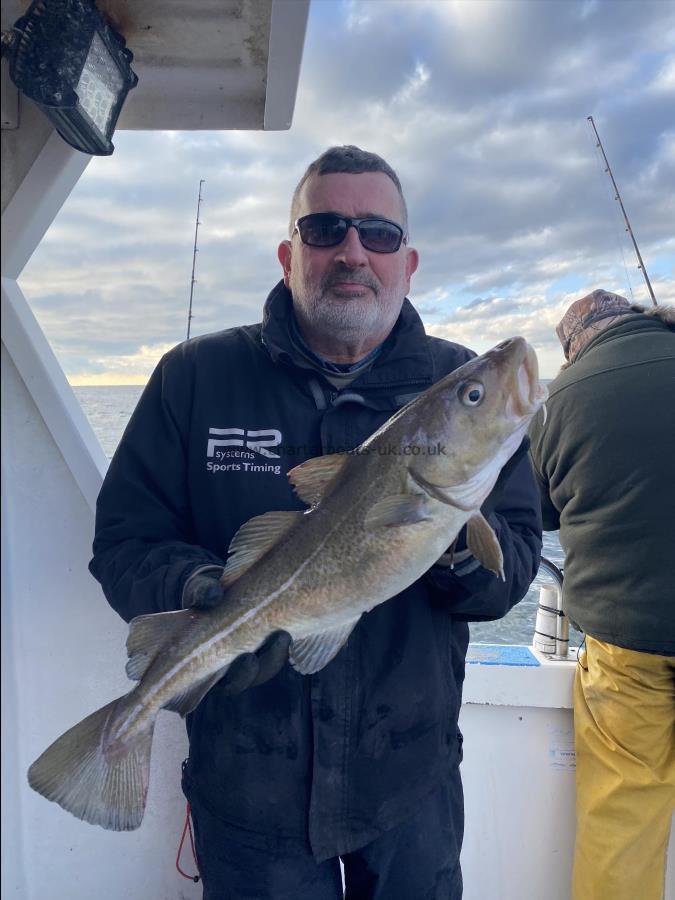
[164, 667, 230, 717]
[467, 512, 504, 580]
[364, 494, 430, 529]
[290, 617, 361, 674]
[126, 609, 196, 681]
[287, 453, 350, 507]
[221, 510, 304, 589]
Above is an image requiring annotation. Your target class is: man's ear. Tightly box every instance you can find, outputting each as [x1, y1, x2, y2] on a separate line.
[278, 240, 293, 288]
[404, 247, 419, 292]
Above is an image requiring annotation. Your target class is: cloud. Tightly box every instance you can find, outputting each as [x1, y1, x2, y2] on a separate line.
[69, 342, 177, 385]
[18, 0, 675, 385]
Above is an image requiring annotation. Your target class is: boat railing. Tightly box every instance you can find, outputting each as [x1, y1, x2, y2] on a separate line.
[532, 556, 570, 660]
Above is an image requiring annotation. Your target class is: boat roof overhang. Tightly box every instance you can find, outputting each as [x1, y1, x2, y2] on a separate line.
[2, 0, 309, 134]
[116, 0, 308, 131]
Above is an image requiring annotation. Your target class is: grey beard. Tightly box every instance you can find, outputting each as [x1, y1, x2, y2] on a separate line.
[291, 271, 402, 342]
[295, 289, 402, 342]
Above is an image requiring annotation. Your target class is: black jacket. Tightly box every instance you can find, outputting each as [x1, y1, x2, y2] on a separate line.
[90, 281, 542, 860]
[528, 313, 675, 655]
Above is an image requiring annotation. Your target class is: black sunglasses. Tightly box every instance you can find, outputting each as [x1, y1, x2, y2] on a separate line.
[294, 213, 406, 254]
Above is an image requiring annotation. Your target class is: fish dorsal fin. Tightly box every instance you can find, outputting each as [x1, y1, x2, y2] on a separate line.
[287, 453, 350, 507]
[364, 493, 431, 529]
[164, 668, 230, 717]
[467, 512, 504, 580]
[126, 609, 196, 681]
[221, 510, 303, 589]
[289, 617, 361, 674]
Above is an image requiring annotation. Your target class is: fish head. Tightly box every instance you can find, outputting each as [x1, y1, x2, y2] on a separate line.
[399, 336, 547, 508]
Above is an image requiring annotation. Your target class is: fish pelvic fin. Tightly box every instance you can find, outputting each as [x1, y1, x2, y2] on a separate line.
[221, 510, 304, 589]
[164, 667, 231, 717]
[467, 512, 505, 580]
[287, 452, 350, 507]
[290, 616, 362, 674]
[27, 698, 154, 831]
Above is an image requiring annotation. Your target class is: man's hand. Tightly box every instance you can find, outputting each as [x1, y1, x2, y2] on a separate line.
[182, 565, 292, 692]
[182, 566, 228, 609]
[220, 631, 292, 694]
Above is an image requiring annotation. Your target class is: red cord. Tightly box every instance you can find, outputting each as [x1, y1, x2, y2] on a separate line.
[176, 801, 201, 882]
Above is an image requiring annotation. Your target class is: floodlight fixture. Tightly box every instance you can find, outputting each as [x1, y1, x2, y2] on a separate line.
[4, 0, 138, 156]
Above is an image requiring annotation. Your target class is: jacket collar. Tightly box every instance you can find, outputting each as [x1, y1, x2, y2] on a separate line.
[260, 280, 434, 389]
[575, 313, 670, 364]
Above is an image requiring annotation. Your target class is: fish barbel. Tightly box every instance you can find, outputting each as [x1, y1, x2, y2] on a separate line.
[28, 336, 547, 831]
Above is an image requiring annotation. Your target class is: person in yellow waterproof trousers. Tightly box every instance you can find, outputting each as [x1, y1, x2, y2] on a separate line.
[574, 637, 674, 900]
[528, 290, 675, 900]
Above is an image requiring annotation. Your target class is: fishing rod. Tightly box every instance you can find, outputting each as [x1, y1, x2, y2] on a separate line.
[186, 179, 206, 339]
[587, 116, 657, 306]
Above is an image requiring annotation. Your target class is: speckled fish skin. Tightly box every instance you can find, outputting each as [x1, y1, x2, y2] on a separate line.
[27, 336, 547, 831]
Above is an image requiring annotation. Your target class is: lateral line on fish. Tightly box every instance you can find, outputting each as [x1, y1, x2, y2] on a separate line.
[115, 459, 452, 740]
[114, 498, 361, 737]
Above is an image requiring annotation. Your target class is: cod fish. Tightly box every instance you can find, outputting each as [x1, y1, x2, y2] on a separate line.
[28, 336, 547, 831]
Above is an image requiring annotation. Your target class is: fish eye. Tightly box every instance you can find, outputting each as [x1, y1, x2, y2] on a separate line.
[459, 382, 484, 406]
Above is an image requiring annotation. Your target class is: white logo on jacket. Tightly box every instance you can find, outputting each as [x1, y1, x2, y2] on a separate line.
[206, 427, 283, 475]
[207, 428, 282, 459]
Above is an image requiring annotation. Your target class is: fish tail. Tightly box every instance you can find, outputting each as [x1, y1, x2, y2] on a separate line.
[27, 697, 155, 831]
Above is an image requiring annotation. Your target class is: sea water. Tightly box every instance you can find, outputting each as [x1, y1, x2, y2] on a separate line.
[74, 385, 578, 647]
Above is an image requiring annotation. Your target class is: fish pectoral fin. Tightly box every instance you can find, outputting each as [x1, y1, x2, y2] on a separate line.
[466, 512, 505, 580]
[408, 467, 474, 512]
[163, 667, 230, 717]
[126, 609, 197, 680]
[222, 510, 305, 589]
[289, 617, 361, 674]
[364, 494, 431, 529]
[287, 452, 351, 507]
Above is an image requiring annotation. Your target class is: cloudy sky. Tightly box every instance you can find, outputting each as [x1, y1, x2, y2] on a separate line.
[19, 0, 675, 383]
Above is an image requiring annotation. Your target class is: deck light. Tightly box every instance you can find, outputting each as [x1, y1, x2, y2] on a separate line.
[4, 0, 138, 156]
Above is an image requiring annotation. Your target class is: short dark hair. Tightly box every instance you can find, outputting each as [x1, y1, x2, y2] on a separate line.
[289, 145, 408, 235]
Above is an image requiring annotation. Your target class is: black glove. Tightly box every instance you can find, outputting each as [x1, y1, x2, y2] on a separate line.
[481, 435, 531, 517]
[181, 566, 227, 609]
[219, 630, 292, 694]
[182, 566, 291, 693]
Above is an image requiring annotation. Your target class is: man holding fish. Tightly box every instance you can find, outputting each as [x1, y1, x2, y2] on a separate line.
[30, 146, 546, 899]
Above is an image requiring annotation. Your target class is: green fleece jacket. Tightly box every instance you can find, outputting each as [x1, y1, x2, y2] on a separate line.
[529, 313, 675, 655]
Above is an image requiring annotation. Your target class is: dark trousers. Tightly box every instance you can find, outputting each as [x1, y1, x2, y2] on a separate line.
[190, 771, 464, 900]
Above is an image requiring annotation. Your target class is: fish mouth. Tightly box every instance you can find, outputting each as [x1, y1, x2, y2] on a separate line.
[497, 337, 548, 418]
[518, 342, 548, 413]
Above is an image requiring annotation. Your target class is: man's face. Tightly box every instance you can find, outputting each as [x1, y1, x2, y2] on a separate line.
[277, 172, 419, 350]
